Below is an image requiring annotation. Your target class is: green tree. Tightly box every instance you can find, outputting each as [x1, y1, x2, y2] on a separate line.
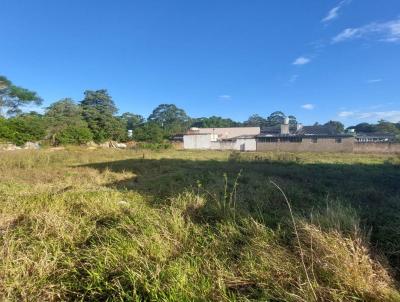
[324, 120, 345, 133]
[191, 116, 239, 128]
[375, 120, 400, 134]
[5, 113, 46, 145]
[349, 123, 375, 133]
[0, 76, 42, 116]
[243, 114, 267, 127]
[80, 90, 125, 142]
[120, 112, 145, 130]
[0, 116, 13, 143]
[57, 125, 93, 145]
[45, 98, 93, 145]
[265, 111, 286, 126]
[133, 122, 164, 143]
[288, 115, 297, 126]
[148, 104, 190, 135]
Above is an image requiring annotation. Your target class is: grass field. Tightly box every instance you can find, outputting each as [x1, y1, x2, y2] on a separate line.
[1, 148, 400, 301]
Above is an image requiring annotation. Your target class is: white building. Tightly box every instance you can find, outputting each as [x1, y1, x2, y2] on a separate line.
[183, 127, 260, 151]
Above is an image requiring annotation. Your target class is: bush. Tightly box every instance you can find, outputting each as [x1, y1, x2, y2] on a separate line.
[136, 142, 172, 150]
[56, 125, 93, 145]
[133, 123, 164, 143]
[0, 114, 46, 145]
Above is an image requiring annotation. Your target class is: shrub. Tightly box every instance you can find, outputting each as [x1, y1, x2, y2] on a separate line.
[1, 114, 46, 145]
[56, 125, 93, 145]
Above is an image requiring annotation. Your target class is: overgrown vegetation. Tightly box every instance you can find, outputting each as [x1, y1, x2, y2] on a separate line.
[1, 148, 399, 301]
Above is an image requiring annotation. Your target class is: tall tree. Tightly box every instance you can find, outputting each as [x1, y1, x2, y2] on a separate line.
[80, 89, 117, 115]
[265, 111, 286, 126]
[120, 112, 145, 130]
[45, 98, 92, 145]
[0, 75, 42, 116]
[243, 114, 267, 127]
[375, 120, 400, 134]
[192, 116, 239, 128]
[148, 104, 190, 135]
[324, 120, 345, 133]
[80, 90, 125, 142]
[348, 123, 375, 133]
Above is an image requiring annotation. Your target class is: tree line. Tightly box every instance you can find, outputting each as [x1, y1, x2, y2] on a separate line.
[1, 75, 399, 146]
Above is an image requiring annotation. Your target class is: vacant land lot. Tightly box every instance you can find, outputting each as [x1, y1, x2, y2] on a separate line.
[1, 148, 400, 301]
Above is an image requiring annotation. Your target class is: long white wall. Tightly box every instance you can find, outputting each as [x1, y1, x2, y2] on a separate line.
[184, 135, 256, 151]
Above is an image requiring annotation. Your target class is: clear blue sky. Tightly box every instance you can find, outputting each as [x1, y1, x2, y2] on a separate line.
[1, 0, 399, 126]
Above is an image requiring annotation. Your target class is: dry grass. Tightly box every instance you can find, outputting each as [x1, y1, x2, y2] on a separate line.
[0, 148, 399, 301]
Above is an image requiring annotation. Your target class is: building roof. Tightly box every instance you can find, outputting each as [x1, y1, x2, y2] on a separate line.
[296, 125, 339, 136]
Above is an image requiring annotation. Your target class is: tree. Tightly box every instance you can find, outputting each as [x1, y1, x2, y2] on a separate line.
[243, 114, 267, 127]
[0, 76, 42, 116]
[120, 112, 145, 130]
[288, 115, 297, 126]
[348, 123, 375, 133]
[324, 120, 345, 133]
[375, 120, 400, 134]
[80, 89, 117, 115]
[80, 90, 125, 142]
[133, 122, 164, 143]
[192, 116, 239, 128]
[265, 111, 286, 127]
[148, 104, 190, 135]
[45, 98, 92, 145]
[5, 113, 46, 145]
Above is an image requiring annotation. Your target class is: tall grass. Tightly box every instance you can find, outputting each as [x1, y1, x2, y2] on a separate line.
[0, 148, 399, 301]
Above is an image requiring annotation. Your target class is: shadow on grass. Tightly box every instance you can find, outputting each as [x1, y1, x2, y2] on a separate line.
[80, 157, 400, 277]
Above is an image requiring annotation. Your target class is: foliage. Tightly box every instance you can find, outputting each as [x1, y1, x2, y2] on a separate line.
[133, 122, 164, 143]
[0, 75, 42, 116]
[56, 124, 93, 145]
[324, 120, 345, 133]
[45, 98, 92, 145]
[148, 104, 190, 135]
[80, 90, 126, 142]
[120, 112, 145, 130]
[265, 111, 286, 126]
[191, 116, 239, 128]
[0, 113, 46, 145]
[243, 114, 267, 127]
[376, 120, 400, 134]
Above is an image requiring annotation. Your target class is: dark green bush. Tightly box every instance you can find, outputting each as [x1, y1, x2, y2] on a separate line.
[0, 114, 46, 145]
[56, 125, 93, 145]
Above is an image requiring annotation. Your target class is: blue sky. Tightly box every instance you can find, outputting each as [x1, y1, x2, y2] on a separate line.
[1, 0, 400, 125]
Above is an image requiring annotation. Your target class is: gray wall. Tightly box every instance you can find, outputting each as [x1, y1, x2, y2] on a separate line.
[183, 134, 211, 149]
[257, 137, 354, 152]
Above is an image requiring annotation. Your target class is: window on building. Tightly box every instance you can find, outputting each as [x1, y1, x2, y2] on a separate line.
[335, 138, 342, 143]
[279, 137, 302, 143]
[311, 137, 318, 143]
[259, 137, 278, 143]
